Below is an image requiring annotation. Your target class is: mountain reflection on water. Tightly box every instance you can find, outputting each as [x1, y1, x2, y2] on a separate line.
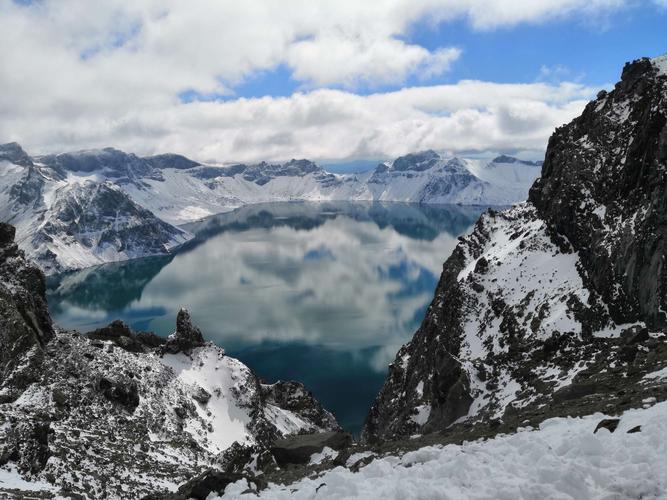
[47, 201, 490, 432]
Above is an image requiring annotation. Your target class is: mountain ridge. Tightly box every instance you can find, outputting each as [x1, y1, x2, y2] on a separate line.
[0, 143, 540, 274]
[363, 54, 667, 442]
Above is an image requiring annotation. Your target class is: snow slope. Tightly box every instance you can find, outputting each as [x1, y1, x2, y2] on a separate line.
[219, 400, 667, 499]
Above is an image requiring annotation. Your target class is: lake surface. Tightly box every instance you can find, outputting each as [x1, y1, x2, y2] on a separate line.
[47, 201, 489, 433]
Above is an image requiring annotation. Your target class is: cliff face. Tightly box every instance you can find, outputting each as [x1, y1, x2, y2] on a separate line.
[364, 55, 667, 442]
[530, 56, 667, 328]
[0, 223, 54, 403]
[0, 223, 339, 498]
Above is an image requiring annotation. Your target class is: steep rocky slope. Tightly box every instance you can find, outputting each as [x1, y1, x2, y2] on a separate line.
[0, 144, 191, 274]
[0, 223, 339, 498]
[364, 55, 667, 441]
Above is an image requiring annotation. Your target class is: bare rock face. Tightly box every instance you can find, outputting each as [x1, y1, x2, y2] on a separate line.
[363, 55, 667, 443]
[529, 57, 667, 329]
[0, 222, 54, 403]
[163, 308, 206, 354]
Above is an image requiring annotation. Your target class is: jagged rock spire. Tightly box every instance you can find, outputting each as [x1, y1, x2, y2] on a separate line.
[163, 308, 206, 354]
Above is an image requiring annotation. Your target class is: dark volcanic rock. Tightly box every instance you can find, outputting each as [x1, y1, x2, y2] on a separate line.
[143, 153, 200, 171]
[0, 142, 33, 167]
[0, 224, 341, 498]
[87, 319, 165, 353]
[261, 381, 341, 432]
[270, 431, 352, 466]
[0, 222, 54, 402]
[172, 470, 246, 500]
[529, 57, 667, 329]
[594, 418, 620, 433]
[163, 308, 206, 354]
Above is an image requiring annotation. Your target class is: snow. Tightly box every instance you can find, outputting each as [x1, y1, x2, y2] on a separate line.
[160, 346, 254, 452]
[217, 401, 667, 500]
[643, 366, 667, 381]
[309, 447, 339, 465]
[652, 54, 667, 76]
[410, 404, 431, 425]
[457, 204, 590, 359]
[0, 465, 56, 493]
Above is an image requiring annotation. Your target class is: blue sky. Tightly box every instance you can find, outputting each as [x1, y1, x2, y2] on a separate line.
[232, 6, 667, 100]
[2, 0, 666, 163]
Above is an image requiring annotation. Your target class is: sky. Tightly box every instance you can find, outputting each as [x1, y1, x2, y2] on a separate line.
[0, 0, 666, 165]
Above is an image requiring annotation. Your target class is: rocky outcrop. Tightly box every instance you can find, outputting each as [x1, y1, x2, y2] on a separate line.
[163, 308, 206, 354]
[529, 56, 667, 329]
[0, 222, 54, 403]
[270, 431, 352, 466]
[0, 225, 340, 498]
[364, 55, 667, 442]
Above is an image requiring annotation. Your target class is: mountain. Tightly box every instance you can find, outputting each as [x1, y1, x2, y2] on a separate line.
[1, 143, 540, 274]
[0, 223, 341, 497]
[358, 151, 541, 206]
[363, 55, 667, 441]
[0, 143, 191, 274]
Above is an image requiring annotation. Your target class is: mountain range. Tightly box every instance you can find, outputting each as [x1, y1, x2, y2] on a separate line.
[0, 144, 540, 274]
[1, 54, 666, 498]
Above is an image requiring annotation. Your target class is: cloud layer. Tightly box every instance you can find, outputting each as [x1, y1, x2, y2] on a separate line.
[0, 0, 620, 161]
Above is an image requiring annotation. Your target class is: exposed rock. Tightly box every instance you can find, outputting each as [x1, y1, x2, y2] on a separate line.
[270, 431, 353, 466]
[594, 418, 620, 433]
[621, 326, 650, 345]
[529, 57, 667, 329]
[261, 381, 341, 432]
[168, 470, 248, 500]
[364, 55, 667, 442]
[163, 308, 206, 354]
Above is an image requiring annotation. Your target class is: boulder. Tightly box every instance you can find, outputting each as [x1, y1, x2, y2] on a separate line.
[621, 326, 650, 345]
[594, 418, 620, 433]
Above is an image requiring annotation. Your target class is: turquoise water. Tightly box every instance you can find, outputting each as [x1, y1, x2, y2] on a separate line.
[47, 201, 488, 433]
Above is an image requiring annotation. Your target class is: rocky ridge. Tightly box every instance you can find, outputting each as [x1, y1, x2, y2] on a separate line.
[363, 54, 667, 441]
[0, 223, 340, 498]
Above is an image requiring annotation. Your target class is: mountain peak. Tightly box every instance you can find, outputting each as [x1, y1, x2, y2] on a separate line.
[390, 150, 441, 172]
[0, 142, 33, 167]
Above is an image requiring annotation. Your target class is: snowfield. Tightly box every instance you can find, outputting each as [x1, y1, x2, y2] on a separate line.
[219, 401, 667, 499]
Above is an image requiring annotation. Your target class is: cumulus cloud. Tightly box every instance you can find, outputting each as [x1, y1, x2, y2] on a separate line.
[0, 0, 622, 160]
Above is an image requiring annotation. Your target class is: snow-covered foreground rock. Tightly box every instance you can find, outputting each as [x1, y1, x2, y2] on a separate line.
[220, 400, 667, 499]
[0, 141, 540, 273]
[0, 223, 340, 498]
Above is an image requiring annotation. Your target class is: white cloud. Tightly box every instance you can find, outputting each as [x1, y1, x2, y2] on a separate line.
[0, 0, 622, 160]
[2, 80, 595, 163]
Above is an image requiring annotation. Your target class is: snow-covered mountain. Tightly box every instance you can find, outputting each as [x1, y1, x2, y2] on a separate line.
[0, 226, 340, 497]
[0, 143, 540, 273]
[0, 144, 191, 275]
[364, 54, 667, 441]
